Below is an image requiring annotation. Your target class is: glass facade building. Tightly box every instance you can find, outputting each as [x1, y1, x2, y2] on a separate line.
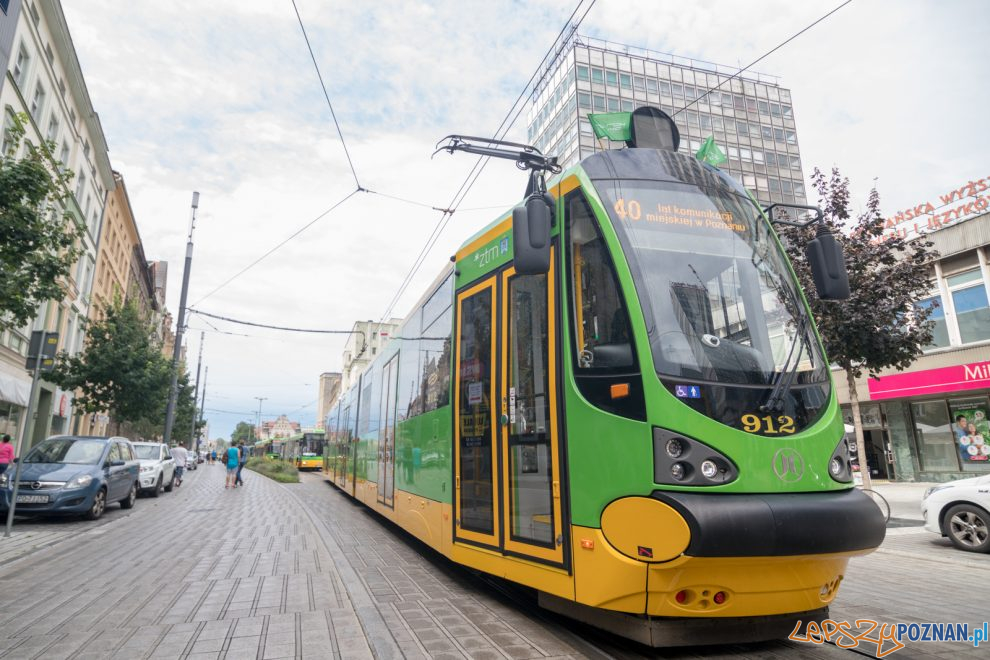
[526, 34, 808, 206]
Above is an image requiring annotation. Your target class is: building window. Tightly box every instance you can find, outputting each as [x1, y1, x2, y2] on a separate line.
[606, 97, 619, 112]
[646, 78, 658, 94]
[619, 73, 631, 89]
[30, 82, 47, 122]
[13, 44, 29, 88]
[577, 92, 590, 109]
[948, 269, 990, 343]
[620, 99, 633, 112]
[46, 114, 59, 143]
[591, 68, 604, 84]
[576, 65, 589, 81]
[592, 95, 605, 112]
[605, 70, 618, 86]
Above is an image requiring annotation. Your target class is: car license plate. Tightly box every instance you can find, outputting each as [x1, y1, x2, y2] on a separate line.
[16, 494, 49, 504]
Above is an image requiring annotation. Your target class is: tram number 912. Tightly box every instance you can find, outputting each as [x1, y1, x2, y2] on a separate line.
[740, 414, 796, 435]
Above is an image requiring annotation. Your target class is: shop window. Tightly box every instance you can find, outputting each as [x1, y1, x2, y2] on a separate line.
[910, 401, 960, 472]
[948, 397, 990, 470]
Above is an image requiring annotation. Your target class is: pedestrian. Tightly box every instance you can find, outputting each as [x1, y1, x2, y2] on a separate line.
[211, 449, 217, 465]
[171, 442, 188, 486]
[225, 444, 239, 489]
[0, 434, 14, 476]
[235, 441, 247, 487]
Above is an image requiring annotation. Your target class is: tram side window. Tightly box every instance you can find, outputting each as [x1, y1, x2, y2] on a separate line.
[420, 306, 452, 413]
[397, 310, 423, 420]
[567, 193, 634, 369]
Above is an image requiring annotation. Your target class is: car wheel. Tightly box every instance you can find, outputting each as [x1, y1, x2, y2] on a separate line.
[944, 504, 990, 553]
[120, 483, 138, 509]
[151, 474, 163, 498]
[85, 488, 107, 521]
[164, 473, 175, 492]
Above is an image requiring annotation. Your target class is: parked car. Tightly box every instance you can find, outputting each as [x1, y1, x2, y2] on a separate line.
[132, 442, 176, 497]
[921, 474, 990, 553]
[0, 435, 140, 521]
[181, 448, 197, 471]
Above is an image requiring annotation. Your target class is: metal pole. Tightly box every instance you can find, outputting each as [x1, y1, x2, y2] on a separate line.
[164, 192, 199, 443]
[5, 330, 46, 538]
[197, 366, 208, 453]
[254, 397, 267, 448]
[188, 332, 204, 449]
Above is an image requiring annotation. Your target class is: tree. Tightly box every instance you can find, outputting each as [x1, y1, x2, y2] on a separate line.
[0, 114, 83, 332]
[782, 167, 938, 489]
[51, 296, 171, 434]
[231, 421, 255, 444]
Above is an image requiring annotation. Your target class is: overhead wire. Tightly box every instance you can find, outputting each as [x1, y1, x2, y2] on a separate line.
[376, 0, 598, 324]
[189, 309, 356, 334]
[672, 0, 854, 119]
[290, 0, 362, 190]
[190, 189, 359, 307]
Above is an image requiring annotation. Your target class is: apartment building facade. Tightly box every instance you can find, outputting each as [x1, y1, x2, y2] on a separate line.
[0, 0, 114, 446]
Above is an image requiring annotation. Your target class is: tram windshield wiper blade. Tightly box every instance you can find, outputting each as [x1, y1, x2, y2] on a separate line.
[761, 314, 809, 412]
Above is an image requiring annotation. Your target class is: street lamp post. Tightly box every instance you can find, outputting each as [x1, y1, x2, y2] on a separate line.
[164, 192, 200, 444]
[254, 397, 267, 449]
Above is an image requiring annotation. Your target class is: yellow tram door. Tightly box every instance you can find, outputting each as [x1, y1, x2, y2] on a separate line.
[454, 276, 500, 548]
[499, 250, 565, 565]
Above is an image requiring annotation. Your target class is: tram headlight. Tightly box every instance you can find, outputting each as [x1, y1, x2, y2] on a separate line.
[700, 460, 718, 479]
[654, 428, 738, 486]
[828, 436, 854, 483]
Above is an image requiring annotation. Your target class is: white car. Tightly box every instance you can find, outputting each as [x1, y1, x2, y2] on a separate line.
[132, 442, 177, 497]
[921, 474, 990, 553]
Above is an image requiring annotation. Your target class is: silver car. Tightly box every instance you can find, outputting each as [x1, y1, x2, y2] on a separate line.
[132, 442, 177, 497]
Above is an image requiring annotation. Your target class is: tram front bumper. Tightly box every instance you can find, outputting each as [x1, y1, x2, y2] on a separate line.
[582, 488, 886, 618]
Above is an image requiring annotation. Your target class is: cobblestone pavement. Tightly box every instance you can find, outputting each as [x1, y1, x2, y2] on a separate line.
[0, 468, 986, 660]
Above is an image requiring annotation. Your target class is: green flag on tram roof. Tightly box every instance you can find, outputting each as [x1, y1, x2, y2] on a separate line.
[587, 112, 632, 141]
[696, 135, 727, 167]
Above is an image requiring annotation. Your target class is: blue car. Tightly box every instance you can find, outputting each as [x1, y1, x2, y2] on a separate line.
[0, 436, 140, 520]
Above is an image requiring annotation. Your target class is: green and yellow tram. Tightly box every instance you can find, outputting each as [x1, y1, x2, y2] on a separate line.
[323, 108, 885, 646]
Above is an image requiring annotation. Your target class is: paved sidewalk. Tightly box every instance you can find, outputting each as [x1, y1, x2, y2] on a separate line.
[0, 465, 591, 660]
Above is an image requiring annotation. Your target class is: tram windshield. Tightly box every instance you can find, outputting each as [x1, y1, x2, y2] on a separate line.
[596, 178, 828, 388]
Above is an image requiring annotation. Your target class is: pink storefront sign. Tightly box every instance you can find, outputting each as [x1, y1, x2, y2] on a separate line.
[868, 360, 990, 400]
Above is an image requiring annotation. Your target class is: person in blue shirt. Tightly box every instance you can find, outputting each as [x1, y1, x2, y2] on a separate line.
[225, 444, 240, 489]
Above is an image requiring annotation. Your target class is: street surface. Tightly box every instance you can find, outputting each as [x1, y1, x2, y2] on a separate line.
[0, 468, 986, 659]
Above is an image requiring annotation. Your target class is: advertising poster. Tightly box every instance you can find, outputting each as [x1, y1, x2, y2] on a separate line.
[948, 400, 990, 463]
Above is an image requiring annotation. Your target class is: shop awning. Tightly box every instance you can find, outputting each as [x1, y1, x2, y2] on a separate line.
[0, 359, 31, 407]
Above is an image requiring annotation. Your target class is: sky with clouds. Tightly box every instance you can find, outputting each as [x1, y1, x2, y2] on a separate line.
[58, 0, 989, 440]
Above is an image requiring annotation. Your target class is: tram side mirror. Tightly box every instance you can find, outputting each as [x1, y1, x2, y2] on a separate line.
[513, 193, 552, 275]
[807, 229, 850, 300]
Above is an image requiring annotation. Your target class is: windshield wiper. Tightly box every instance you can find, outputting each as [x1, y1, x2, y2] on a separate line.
[761, 314, 809, 412]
